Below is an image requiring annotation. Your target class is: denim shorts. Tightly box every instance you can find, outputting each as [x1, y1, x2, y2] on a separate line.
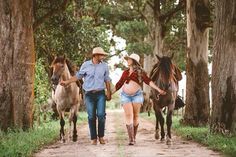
[120, 89, 144, 105]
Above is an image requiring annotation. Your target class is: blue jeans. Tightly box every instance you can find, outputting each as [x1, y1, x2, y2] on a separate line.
[84, 90, 106, 140]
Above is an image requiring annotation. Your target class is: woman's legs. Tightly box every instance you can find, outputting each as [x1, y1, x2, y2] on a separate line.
[122, 103, 134, 125]
[132, 103, 141, 126]
[123, 103, 134, 145]
[132, 103, 141, 142]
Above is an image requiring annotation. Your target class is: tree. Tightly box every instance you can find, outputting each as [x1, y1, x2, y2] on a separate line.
[183, 0, 211, 126]
[0, 0, 35, 130]
[210, 0, 236, 134]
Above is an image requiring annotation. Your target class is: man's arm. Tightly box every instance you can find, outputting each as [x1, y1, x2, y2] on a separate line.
[105, 81, 111, 101]
[60, 76, 78, 86]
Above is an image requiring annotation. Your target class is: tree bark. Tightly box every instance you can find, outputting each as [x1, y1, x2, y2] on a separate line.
[183, 0, 210, 126]
[210, 0, 236, 134]
[0, 0, 35, 131]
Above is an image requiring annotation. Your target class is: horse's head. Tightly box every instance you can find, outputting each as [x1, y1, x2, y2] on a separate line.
[155, 54, 175, 87]
[50, 55, 66, 85]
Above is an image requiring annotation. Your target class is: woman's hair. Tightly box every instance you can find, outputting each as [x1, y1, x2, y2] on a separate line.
[132, 59, 146, 85]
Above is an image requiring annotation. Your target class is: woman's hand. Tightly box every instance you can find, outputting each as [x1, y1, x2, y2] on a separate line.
[158, 89, 166, 95]
[111, 89, 117, 95]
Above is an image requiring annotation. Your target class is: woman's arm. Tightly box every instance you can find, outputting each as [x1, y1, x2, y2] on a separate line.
[149, 81, 166, 95]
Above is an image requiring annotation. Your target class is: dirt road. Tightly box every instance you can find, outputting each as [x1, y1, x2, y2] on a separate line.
[35, 110, 222, 157]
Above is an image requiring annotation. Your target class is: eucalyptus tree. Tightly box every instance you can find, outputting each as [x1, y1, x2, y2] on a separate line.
[0, 0, 35, 130]
[99, 0, 186, 101]
[210, 0, 236, 134]
[183, 0, 212, 126]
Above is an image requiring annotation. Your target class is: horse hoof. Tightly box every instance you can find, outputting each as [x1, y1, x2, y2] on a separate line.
[166, 137, 172, 145]
[155, 133, 160, 140]
[72, 135, 78, 142]
[160, 137, 165, 142]
[155, 130, 159, 140]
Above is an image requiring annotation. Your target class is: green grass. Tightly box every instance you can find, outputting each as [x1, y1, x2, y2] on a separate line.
[140, 112, 236, 157]
[0, 112, 87, 157]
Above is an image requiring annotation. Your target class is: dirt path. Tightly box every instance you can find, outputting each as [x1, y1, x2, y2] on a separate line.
[34, 110, 222, 157]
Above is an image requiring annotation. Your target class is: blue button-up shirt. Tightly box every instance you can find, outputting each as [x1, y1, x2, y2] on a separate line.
[76, 60, 111, 92]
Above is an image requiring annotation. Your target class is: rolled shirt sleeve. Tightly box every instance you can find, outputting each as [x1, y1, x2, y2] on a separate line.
[104, 64, 111, 82]
[76, 62, 86, 79]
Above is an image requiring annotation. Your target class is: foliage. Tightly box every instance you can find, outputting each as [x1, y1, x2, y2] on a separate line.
[0, 112, 88, 157]
[140, 112, 236, 157]
[34, 58, 50, 105]
[0, 121, 59, 157]
[34, 1, 111, 66]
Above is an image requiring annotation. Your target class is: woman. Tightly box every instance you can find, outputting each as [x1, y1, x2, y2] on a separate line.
[112, 53, 166, 145]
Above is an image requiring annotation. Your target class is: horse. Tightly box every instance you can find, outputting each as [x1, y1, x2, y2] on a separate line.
[50, 56, 80, 142]
[150, 54, 182, 145]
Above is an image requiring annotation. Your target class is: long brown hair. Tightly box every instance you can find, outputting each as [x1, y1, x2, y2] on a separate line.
[132, 59, 146, 85]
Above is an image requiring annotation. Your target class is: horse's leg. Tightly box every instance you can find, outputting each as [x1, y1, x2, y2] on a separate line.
[72, 106, 78, 142]
[158, 110, 165, 141]
[166, 108, 173, 145]
[59, 111, 66, 143]
[154, 104, 164, 140]
[166, 92, 176, 145]
[154, 110, 160, 139]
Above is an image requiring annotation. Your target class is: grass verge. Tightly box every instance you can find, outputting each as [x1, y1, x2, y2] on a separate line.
[0, 112, 87, 157]
[140, 112, 236, 157]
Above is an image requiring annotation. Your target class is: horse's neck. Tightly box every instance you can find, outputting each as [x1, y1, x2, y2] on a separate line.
[61, 64, 72, 81]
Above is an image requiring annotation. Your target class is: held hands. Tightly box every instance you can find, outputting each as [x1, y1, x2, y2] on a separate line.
[106, 91, 112, 101]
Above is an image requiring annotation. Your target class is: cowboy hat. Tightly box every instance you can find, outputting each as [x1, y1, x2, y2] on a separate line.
[124, 53, 140, 65]
[92, 47, 109, 55]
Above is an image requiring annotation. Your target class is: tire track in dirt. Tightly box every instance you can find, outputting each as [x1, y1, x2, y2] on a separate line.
[35, 110, 222, 157]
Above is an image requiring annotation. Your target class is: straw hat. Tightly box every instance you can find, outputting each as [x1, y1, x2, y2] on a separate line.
[124, 53, 140, 65]
[92, 47, 108, 55]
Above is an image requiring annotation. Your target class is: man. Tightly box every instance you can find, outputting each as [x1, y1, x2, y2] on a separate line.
[60, 47, 111, 145]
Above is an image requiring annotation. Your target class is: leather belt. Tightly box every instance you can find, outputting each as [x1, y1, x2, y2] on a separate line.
[86, 90, 104, 94]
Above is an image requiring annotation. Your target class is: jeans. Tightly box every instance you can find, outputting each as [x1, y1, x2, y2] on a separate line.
[120, 89, 144, 105]
[84, 90, 106, 140]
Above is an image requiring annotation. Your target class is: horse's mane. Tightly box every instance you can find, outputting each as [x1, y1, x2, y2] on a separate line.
[52, 56, 77, 76]
[150, 57, 175, 83]
[150, 58, 182, 83]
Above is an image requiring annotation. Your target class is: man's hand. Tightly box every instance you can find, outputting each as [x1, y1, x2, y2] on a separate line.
[60, 80, 68, 86]
[106, 91, 112, 101]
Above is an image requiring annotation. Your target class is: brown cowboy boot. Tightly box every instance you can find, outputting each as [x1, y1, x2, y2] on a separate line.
[133, 124, 139, 143]
[126, 124, 134, 145]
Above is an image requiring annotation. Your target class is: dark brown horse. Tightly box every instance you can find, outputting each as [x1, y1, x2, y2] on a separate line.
[150, 54, 182, 144]
[51, 56, 80, 142]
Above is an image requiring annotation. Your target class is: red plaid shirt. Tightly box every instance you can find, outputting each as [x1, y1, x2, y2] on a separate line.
[115, 69, 151, 91]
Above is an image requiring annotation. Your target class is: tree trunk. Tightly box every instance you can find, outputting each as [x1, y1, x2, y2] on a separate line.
[183, 0, 210, 126]
[142, 0, 165, 109]
[0, 0, 35, 131]
[210, 0, 236, 134]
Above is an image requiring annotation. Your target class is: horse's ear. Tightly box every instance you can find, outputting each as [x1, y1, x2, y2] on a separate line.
[170, 53, 174, 59]
[156, 55, 161, 61]
[63, 54, 67, 60]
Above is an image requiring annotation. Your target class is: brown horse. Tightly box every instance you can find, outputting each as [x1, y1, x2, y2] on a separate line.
[51, 56, 80, 142]
[150, 54, 182, 145]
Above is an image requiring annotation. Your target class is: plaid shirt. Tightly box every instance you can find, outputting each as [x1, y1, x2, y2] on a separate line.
[115, 69, 151, 91]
